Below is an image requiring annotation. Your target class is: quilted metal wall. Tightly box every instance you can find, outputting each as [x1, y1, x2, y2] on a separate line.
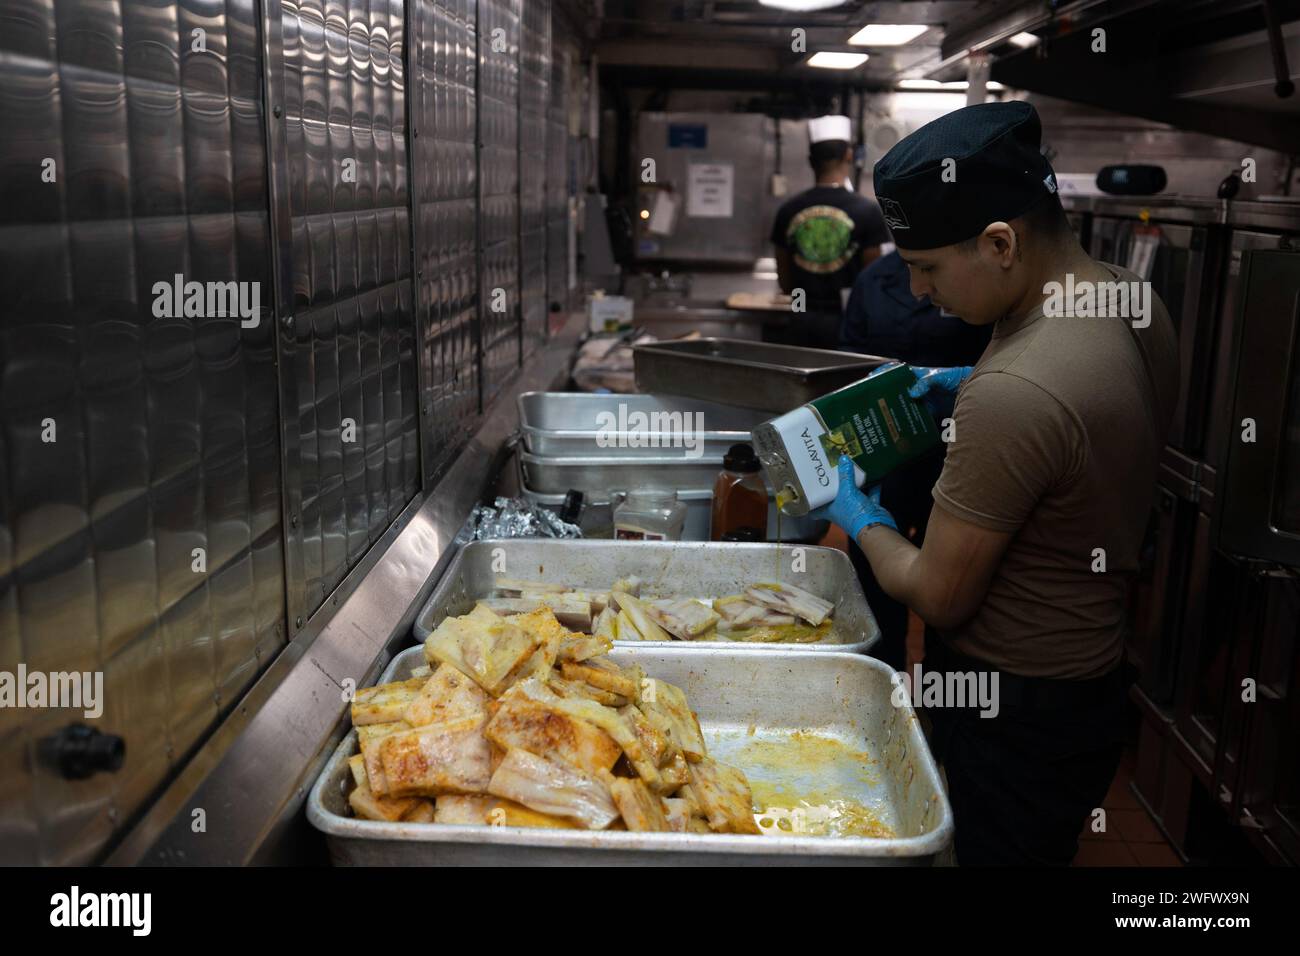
[278, 0, 420, 618]
[410, 0, 480, 481]
[519, 0, 549, 347]
[546, 25, 572, 324]
[0, 0, 285, 863]
[477, 0, 521, 403]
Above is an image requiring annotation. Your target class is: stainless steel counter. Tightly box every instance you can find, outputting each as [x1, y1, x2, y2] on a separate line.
[106, 315, 585, 865]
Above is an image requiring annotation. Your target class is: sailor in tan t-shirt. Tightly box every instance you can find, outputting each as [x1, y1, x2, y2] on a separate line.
[810, 102, 1179, 865]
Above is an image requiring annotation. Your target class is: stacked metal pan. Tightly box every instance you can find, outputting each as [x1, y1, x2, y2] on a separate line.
[515, 392, 826, 540]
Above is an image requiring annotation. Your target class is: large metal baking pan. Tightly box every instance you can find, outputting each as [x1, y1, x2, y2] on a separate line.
[411, 539, 878, 653]
[519, 486, 828, 544]
[519, 449, 728, 495]
[306, 645, 952, 865]
[633, 337, 891, 412]
[518, 392, 766, 458]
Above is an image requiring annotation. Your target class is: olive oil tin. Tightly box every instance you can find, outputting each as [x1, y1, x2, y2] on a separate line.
[751, 365, 939, 516]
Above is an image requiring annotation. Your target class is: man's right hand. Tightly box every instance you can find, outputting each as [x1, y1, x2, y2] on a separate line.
[907, 365, 973, 401]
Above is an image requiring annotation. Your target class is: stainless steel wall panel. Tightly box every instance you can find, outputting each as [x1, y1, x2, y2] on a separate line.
[410, 0, 480, 482]
[478, 0, 521, 403]
[278, 0, 420, 617]
[0, 0, 285, 865]
[519, 0, 549, 349]
[545, 24, 570, 319]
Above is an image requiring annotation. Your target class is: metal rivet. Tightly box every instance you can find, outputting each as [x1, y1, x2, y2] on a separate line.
[273, 104, 282, 118]
[283, 314, 294, 330]
[290, 513, 299, 529]
[296, 616, 304, 629]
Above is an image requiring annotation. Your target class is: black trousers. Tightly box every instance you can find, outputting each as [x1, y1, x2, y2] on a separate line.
[922, 638, 1129, 866]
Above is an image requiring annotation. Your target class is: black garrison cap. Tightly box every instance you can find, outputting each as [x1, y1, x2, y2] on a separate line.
[872, 101, 1059, 250]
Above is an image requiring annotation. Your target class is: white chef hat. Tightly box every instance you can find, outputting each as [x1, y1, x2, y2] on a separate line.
[808, 115, 852, 144]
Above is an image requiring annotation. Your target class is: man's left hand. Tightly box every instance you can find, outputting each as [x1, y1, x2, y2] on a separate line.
[809, 456, 898, 540]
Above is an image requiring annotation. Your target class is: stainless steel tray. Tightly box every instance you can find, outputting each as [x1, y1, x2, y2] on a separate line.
[520, 485, 827, 543]
[411, 539, 879, 653]
[633, 337, 892, 412]
[306, 645, 952, 866]
[519, 449, 727, 495]
[519, 391, 766, 458]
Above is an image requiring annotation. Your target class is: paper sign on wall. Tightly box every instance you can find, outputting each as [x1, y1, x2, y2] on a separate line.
[687, 162, 734, 218]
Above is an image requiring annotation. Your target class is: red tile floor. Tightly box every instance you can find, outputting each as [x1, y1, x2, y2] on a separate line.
[820, 526, 1184, 866]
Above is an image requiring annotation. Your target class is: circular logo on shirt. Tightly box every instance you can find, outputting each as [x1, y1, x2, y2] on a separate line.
[786, 205, 859, 274]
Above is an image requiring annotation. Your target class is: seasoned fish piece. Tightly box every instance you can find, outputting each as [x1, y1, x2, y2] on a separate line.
[348, 779, 430, 822]
[404, 801, 436, 823]
[423, 605, 541, 695]
[357, 721, 407, 796]
[348, 753, 368, 788]
[351, 677, 427, 726]
[614, 608, 643, 641]
[611, 576, 642, 597]
[619, 704, 669, 768]
[654, 750, 691, 794]
[480, 597, 592, 632]
[639, 680, 707, 762]
[403, 665, 489, 727]
[521, 589, 609, 615]
[486, 695, 621, 775]
[611, 591, 674, 641]
[484, 798, 581, 830]
[688, 757, 762, 834]
[607, 775, 671, 832]
[487, 748, 619, 830]
[591, 606, 619, 644]
[515, 678, 660, 787]
[745, 583, 834, 626]
[560, 657, 640, 699]
[548, 674, 629, 708]
[500, 607, 567, 684]
[662, 798, 701, 833]
[559, 632, 612, 663]
[379, 715, 493, 797]
[646, 599, 721, 639]
[715, 596, 796, 627]
[434, 794, 494, 825]
[348, 752, 432, 821]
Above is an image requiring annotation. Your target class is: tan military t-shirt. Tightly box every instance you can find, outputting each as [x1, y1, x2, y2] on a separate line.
[932, 263, 1180, 678]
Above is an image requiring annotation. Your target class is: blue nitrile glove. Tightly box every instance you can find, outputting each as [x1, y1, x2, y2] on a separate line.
[810, 455, 898, 539]
[907, 365, 973, 401]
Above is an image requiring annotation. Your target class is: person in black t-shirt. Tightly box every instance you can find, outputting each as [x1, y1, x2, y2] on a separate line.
[768, 115, 890, 348]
